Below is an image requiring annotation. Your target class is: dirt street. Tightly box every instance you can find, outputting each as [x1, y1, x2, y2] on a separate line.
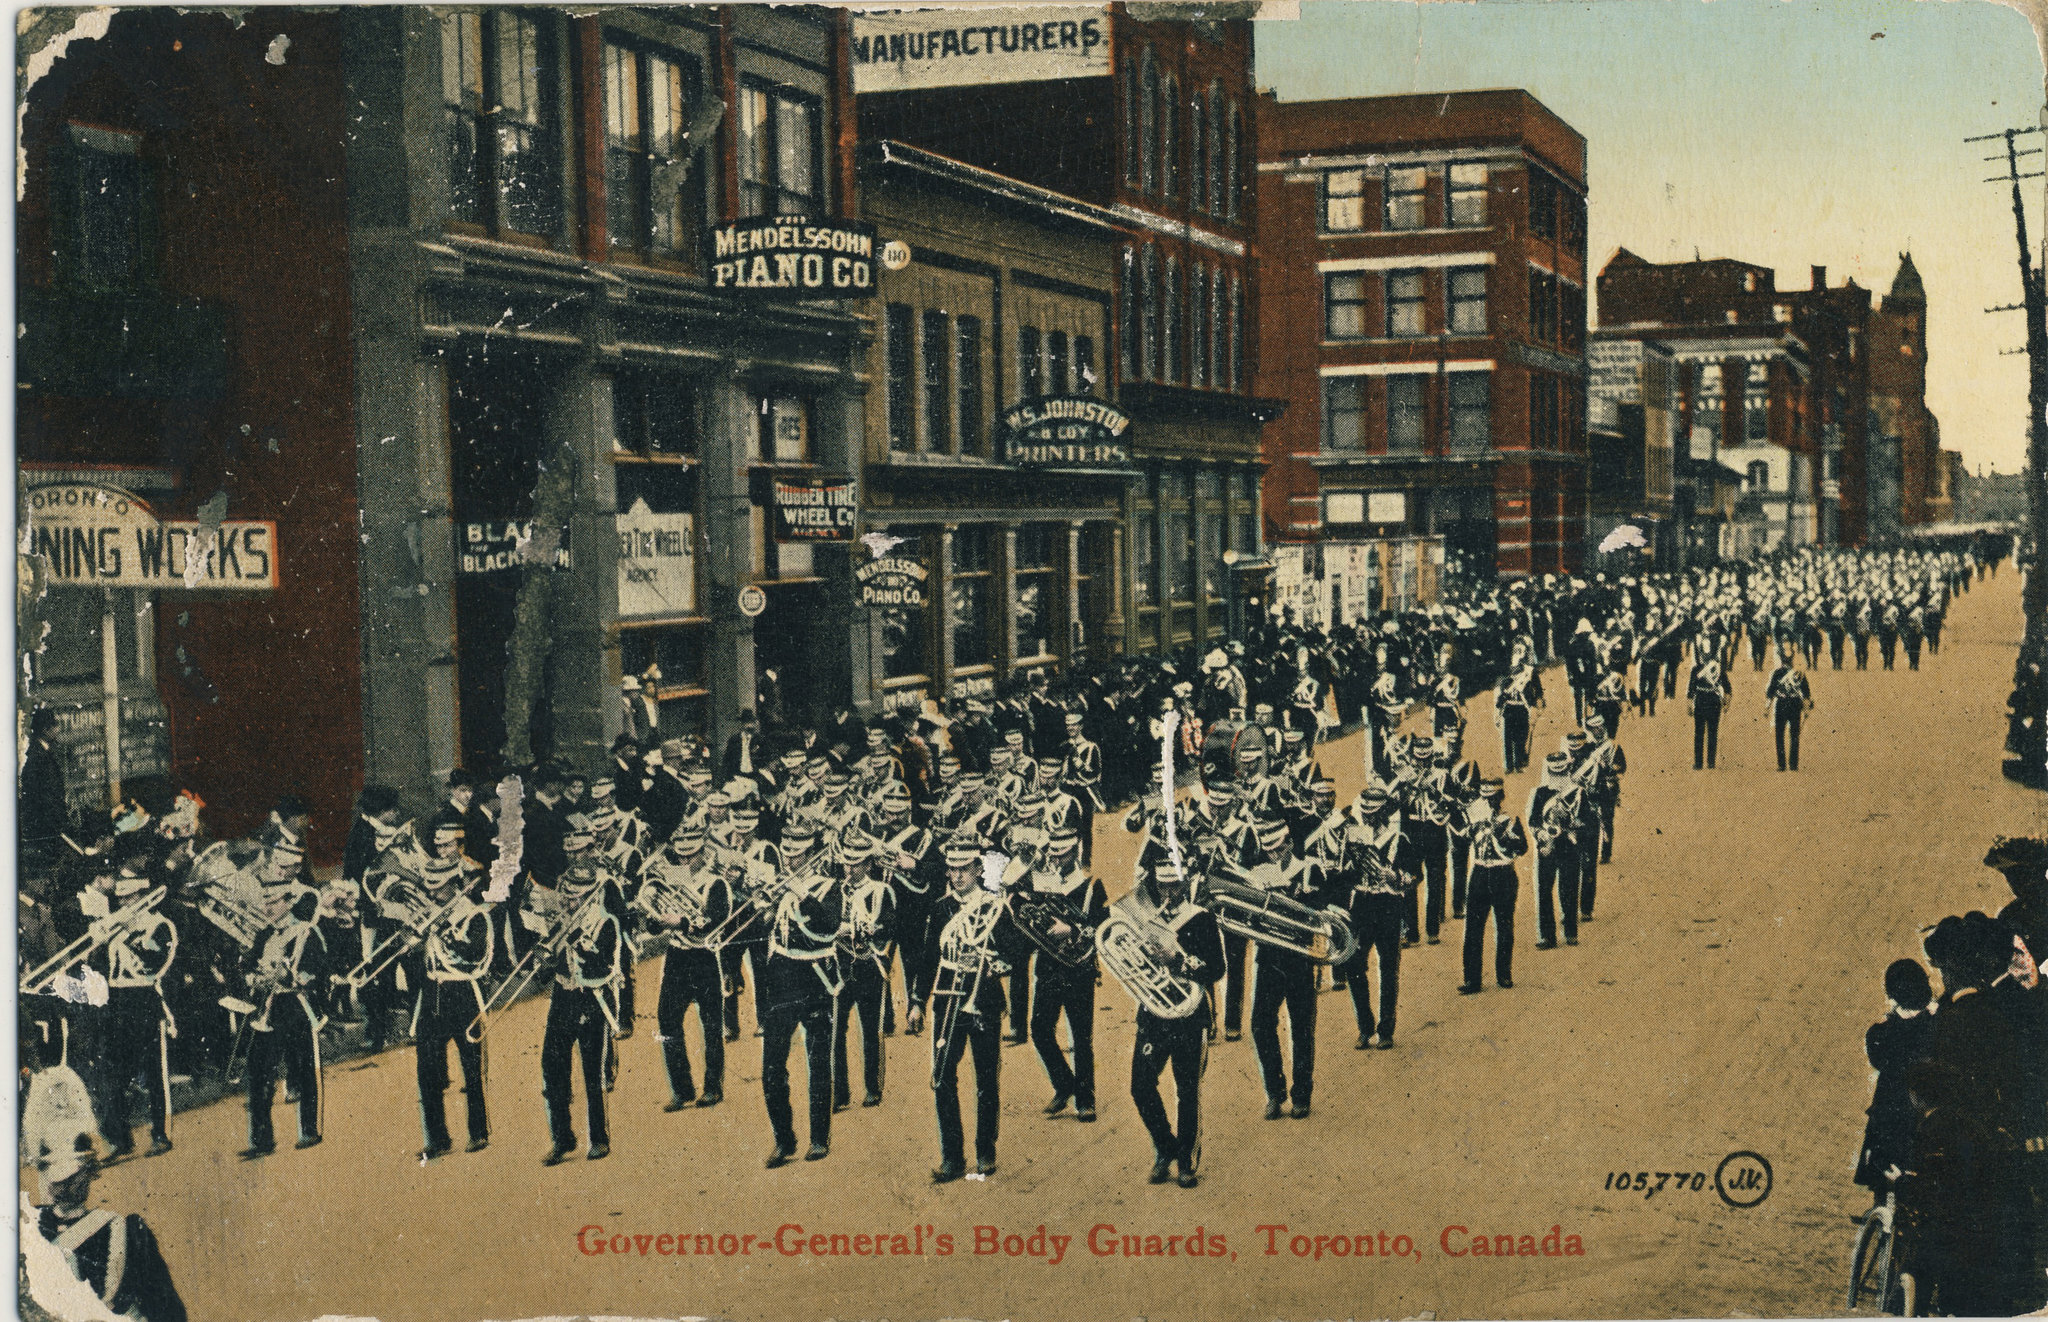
[93, 573, 2039, 1321]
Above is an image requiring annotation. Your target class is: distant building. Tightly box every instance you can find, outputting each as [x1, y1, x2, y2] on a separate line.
[1254, 88, 1589, 604]
[1867, 254, 1948, 533]
[1586, 335, 1678, 568]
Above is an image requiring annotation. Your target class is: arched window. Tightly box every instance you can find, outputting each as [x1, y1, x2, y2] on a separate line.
[1210, 266, 1227, 387]
[1225, 100, 1242, 222]
[1229, 272, 1244, 390]
[1139, 50, 1158, 195]
[1192, 262, 1210, 388]
[1120, 60, 1138, 186]
[1120, 245, 1140, 379]
[1165, 256, 1183, 383]
[1161, 77, 1179, 201]
[1141, 245, 1160, 380]
[1207, 83, 1225, 215]
[1189, 92, 1206, 213]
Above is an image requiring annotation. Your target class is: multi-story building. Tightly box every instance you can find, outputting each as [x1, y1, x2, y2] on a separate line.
[18, 6, 877, 842]
[1254, 89, 1591, 595]
[1586, 334, 1678, 567]
[1867, 254, 1950, 533]
[853, 5, 1278, 654]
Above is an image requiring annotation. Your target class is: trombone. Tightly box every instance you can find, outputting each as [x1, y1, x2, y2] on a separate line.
[21, 887, 168, 997]
[465, 882, 610, 1044]
[340, 887, 467, 991]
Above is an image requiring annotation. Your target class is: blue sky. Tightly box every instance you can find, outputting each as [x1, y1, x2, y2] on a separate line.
[1255, 0, 2046, 472]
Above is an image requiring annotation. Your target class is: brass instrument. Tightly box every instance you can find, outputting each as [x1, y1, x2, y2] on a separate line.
[929, 892, 1005, 1089]
[466, 882, 611, 1044]
[1198, 861, 1356, 965]
[1094, 895, 1205, 1020]
[21, 887, 168, 997]
[637, 859, 712, 948]
[879, 822, 931, 893]
[839, 878, 891, 964]
[1534, 784, 1582, 858]
[1006, 886, 1096, 967]
[341, 885, 467, 991]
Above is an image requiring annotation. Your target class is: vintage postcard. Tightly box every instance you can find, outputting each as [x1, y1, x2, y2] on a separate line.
[14, 1, 2048, 1319]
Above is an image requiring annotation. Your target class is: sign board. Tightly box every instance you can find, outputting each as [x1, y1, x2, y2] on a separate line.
[1588, 340, 1643, 404]
[23, 483, 279, 591]
[708, 217, 876, 296]
[854, 556, 930, 609]
[852, 7, 1110, 93]
[615, 499, 696, 617]
[40, 695, 171, 816]
[737, 584, 768, 618]
[880, 240, 912, 271]
[458, 521, 572, 574]
[1368, 492, 1409, 525]
[1000, 396, 1133, 468]
[949, 673, 995, 702]
[880, 686, 928, 716]
[772, 476, 858, 542]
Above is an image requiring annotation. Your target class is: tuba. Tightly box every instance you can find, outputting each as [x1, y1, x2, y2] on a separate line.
[1197, 862, 1356, 965]
[1095, 895, 1205, 1020]
[1006, 885, 1096, 968]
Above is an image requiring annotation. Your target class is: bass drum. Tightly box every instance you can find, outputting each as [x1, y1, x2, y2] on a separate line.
[1201, 718, 1273, 786]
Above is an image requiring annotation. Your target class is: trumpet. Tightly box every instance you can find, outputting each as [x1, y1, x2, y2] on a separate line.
[1198, 863, 1356, 965]
[21, 887, 168, 996]
[1094, 896, 1205, 1020]
[467, 882, 610, 1044]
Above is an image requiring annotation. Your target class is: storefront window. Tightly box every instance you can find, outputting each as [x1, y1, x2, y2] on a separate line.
[878, 529, 931, 682]
[32, 592, 144, 689]
[620, 622, 708, 737]
[1013, 524, 1060, 664]
[1164, 472, 1193, 642]
[614, 372, 697, 456]
[1133, 506, 1158, 611]
[1234, 470, 1260, 558]
[949, 527, 995, 672]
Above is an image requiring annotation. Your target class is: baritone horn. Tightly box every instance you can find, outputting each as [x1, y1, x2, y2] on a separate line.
[1094, 897, 1205, 1020]
[1197, 864, 1356, 965]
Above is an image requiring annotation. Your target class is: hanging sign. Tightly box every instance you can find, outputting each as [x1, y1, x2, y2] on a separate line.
[615, 498, 696, 617]
[22, 483, 279, 591]
[1001, 396, 1133, 468]
[708, 217, 877, 296]
[852, 7, 1110, 92]
[771, 476, 858, 542]
[458, 521, 572, 574]
[855, 556, 929, 609]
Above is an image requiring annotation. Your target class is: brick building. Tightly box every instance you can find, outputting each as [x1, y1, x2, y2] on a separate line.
[1867, 254, 1951, 533]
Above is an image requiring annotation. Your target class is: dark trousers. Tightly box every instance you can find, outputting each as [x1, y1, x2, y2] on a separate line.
[657, 947, 724, 1100]
[932, 1002, 1001, 1165]
[1030, 962, 1097, 1106]
[540, 985, 612, 1149]
[1343, 893, 1404, 1042]
[246, 995, 320, 1149]
[415, 979, 489, 1149]
[1880, 632, 1897, 668]
[1595, 699, 1623, 738]
[1250, 953, 1317, 1107]
[1694, 702, 1722, 768]
[1750, 635, 1768, 669]
[1774, 702, 1803, 771]
[722, 940, 768, 1036]
[100, 987, 170, 1146]
[832, 956, 887, 1107]
[1074, 800, 1096, 865]
[1637, 661, 1661, 715]
[895, 894, 935, 1017]
[1005, 953, 1032, 1039]
[1450, 832, 1472, 916]
[1462, 865, 1519, 987]
[1597, 796, 1616, 864]
[1409, 822, 1448, 940]
[1571, 683, 1590, 725]
[1131, 1009, 1208, 1168]
[1578, 835, 1600, 919]
[1221, 932, 1249, 1033]
[1905, 637, 1922, 670]
[1829, 632, 1846, 669]
[1536, 847, 1580, 944]
[1854, 634, 1870, 669]
[1501, 705, 1531, 772]
[1664, 664, 1679, 699]
[761, 956, 835, 1150]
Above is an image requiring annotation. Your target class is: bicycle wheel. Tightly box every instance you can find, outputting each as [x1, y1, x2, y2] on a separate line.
[1848, 1213, 1883, 1310]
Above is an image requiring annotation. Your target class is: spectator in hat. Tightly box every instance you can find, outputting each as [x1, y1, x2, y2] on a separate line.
[1986, 836, 2048, 967]
[607, 734, 646, 816]
[721, 709, 762, 783]
[19, 707, 72, 877]
[1854, 958, 1936, 1202]
[621, 674, 658, 747]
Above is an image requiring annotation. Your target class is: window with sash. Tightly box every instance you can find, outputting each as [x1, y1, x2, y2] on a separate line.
[956, 316, 984, 454]
[1387, 270, 1425, 338]
[1324, 169, 1365, 232]
[1384, 166, 1425, 231]
[922, 310, 952, 451]
[1326, 273, 1369, 340]
[602, 38, 705, 263]
[884, 304, 915, 452]
[1448, 162, 1488, 228]
[1448, 267, 1488, 335]
[737, 82, 821, 217]
[443, 10, 562, 238]
[1450, 373, 1491, 452]
[1324, 377, 1365, 451]
[1387, 376, 1424, 453]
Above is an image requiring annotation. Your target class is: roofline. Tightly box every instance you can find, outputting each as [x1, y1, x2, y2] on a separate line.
[1259, 87, 1588, 151]
[863, 140, 1125, 235]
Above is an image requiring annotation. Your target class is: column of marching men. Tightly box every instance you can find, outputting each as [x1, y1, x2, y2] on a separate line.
[14, 540, 1989, 1188]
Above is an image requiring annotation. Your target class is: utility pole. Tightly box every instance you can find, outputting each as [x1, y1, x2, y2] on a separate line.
[1970, 125, 2048, 626]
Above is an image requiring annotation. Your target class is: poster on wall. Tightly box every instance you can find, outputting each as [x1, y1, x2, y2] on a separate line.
[615, 498, 696, 617]
[771, 476, 859, 542]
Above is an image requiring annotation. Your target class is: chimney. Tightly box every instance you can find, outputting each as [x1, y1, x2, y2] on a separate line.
[1811, 265, 1827, 291]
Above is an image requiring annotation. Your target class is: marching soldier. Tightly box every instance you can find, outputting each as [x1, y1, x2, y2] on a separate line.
[1581, 712, 1626, 868]
[923, 840, 1031, 1182]
[1765, 645, 1816, 772]
[1457, 779, 1529, 994]
[539, 826, 623, 1165]
[1527, 752, 1584, 949]
[1060, 713, 1105, 863]
[1440, 730, 1483, 922]
[1688, 651, 1733, 770]
[405, 822, 493, 1159]
[1494, 652, 1543, 774]
[99, 858, 178, 1159]
[1338, 780, 1412, 1051]
[1431, 668, 1464, 737]
[1126, 855, 1226, 1188]
[872, 784, 937, 1036]
[760, 819, 844, 1168]
[715, 801, 777, 1040]
[1562, 732, 1602, 927]
[1401, 735, 1452, 947]
[1592, 664, 1628, 738]
[1852, 597, 1874, 670]
[239, 839, 327, 1158]
[833, 830, 895, 1112]
[1241, 815, 1340, 1121]
[1368, 665, 1404, 775]
[1018, 822, 1107, 1122]
[637, 823, 728, 1112]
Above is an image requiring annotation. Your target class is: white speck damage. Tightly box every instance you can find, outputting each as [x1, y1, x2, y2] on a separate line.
[264, 33, 290, 65]
[18, 8, 115, 201]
